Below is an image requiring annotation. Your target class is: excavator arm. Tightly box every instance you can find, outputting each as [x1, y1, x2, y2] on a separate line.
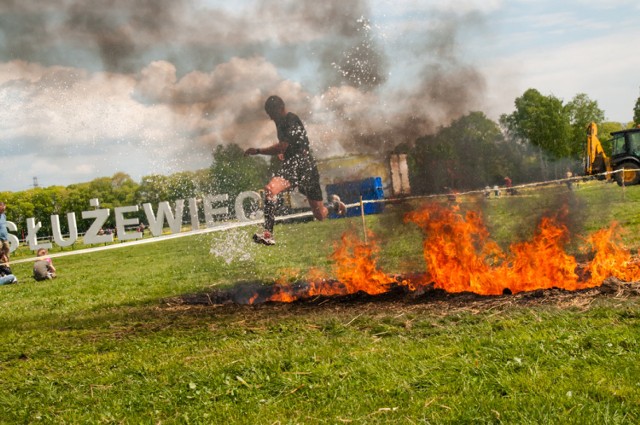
[585, 122, 611, 178]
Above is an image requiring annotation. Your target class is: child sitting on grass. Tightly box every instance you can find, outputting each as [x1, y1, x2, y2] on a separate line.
[0, 264, 17, 285]
[33, 248, 57, 281]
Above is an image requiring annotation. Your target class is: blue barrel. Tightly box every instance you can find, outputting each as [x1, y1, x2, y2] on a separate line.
[326, 177, 384, 218]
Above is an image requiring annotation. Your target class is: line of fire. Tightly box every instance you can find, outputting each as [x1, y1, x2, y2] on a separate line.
[179, 150, 640, 306]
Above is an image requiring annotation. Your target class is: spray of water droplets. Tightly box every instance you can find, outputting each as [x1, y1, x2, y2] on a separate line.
[209, 228, 256, 264]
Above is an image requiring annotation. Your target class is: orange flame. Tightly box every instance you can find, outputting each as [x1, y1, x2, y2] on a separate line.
[583, 223, 640, 285]
[503, 215, 579, 293]
[260, 268, 337, 303]
[405, 203, 506, 294]
[405, 202, 640, 295]
[249, 227, 404, 304]
[252, 233, 395, 304]
[330, 230, 395, 295]
[256, 202, 640, 303]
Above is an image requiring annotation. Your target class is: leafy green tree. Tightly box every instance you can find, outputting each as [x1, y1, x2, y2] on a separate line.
[210, 144, 270, 202]
[500, 89, 573, 178]
[165, 171, 199, 201]
[410, 132, 455, 194]
[3, 186, 69, 235]
[565, 93, 605, 158]
[501, 89, 572, 159]
[62, 183, 94, 233]
[410, 112, 522, 193]
[160, 171, 202, 223]
[88, 177, 116, 204]
[33, 187, 62, 235]
[634, 94, 640, 126]
[109, 172, 139, 207]
[9, 197, 35, 238]
[68, 174, 140, 228]
[137, 174, 171, 206]
[191, 169, 216, 195]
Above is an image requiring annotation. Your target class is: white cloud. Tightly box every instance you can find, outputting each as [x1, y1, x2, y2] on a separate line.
[482, 25, 640, 122]
[0, 61, 204, 190]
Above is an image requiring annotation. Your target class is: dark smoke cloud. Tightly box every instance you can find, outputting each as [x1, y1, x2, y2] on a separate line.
[328, 17, 388, 91]
[316, 10, 487, 154]
[1, 0, 250, 72]
[135, 4, 484, 156]
[252, 1, 388, 91]
[256, 1, 368, 37]
[1, 0, 488, 164]
[0, 0, 384, 81]
[63, 0, 185, 73]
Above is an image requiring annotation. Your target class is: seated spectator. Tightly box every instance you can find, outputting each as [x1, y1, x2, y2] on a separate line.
[0, 264, 17, 285]
[33, 248, 57, 281]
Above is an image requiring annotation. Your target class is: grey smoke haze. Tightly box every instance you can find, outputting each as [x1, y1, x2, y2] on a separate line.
[131, 2, 484, 155]
[0, 0, 489, 189]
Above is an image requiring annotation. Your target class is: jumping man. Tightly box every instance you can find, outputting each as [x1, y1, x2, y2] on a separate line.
[245, 95, 344, 245]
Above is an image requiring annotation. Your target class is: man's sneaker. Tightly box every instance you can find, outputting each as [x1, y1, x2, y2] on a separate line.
[326, 195, 347, 216]
[253, 229, 276, 246]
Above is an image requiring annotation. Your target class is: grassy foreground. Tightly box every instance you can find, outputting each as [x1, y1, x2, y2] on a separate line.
[1, 182, 640, 424]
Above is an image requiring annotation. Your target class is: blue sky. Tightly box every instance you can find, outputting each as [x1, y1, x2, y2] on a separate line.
[1, 0, 639, 192]
[368, 0, 639, 119]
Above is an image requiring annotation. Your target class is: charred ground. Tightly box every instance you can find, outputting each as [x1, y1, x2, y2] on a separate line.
[167, 278, 640, 318]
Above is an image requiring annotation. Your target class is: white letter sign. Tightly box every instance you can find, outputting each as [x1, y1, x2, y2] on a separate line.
[51, 213, 79, 247]
[82, 208, 113, 245]
[115, 206, 141, 241]
[144, 200, 185, 237]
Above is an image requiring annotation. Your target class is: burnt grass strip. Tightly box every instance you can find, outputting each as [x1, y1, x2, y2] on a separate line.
[166, 277, 640, 312]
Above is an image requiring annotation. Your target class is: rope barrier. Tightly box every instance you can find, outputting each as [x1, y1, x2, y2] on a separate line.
[4, 168, 637, 267]
[355, 168, 636, 206]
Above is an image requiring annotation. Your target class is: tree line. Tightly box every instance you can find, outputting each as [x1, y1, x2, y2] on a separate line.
[405, 89, 639, 194]
[0, 145, 270, 236]
[3, 88, 639, 236]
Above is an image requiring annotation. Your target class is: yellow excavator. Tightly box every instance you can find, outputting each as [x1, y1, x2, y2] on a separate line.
[585, 122, 640, 186]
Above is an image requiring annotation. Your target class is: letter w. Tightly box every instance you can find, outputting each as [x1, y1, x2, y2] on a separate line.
[143, 200, 185, 237]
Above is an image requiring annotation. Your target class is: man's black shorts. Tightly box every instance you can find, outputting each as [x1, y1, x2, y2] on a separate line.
[276, 153, 323, 201]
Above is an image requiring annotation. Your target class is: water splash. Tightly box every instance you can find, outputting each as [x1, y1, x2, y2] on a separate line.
[209, 228, 255, 264]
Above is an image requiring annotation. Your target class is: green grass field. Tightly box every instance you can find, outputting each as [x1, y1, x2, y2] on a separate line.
[1, 181, 640, 424]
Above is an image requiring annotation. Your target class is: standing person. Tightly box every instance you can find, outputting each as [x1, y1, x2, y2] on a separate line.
[0, 202, 10, 265]
[245, 95, 341, 245]
[504, 176, 514, 195]
[565, 169, 574, 190]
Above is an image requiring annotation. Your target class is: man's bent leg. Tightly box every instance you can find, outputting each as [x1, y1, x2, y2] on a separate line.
[264, 177, 291, 231]
[263, 199, 276, 232]
[253, 177, 292, 245]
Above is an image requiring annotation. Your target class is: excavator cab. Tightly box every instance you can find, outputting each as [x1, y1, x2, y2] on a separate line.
[585, 122, 640, 186]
